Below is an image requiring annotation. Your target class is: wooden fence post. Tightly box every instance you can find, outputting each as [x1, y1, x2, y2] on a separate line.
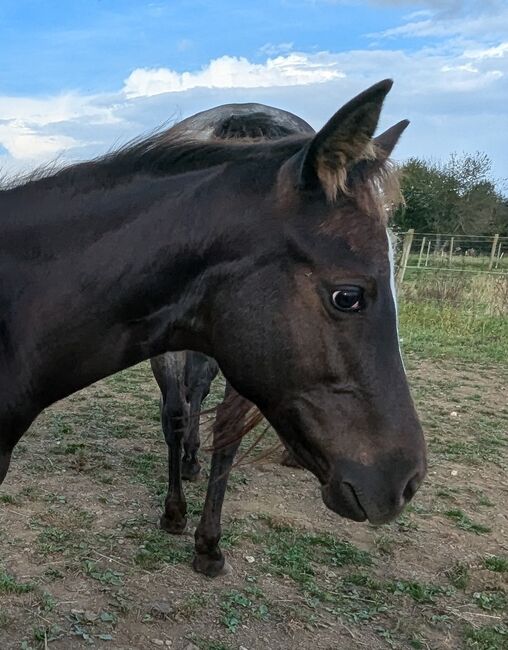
[488, 234, 499, 271]
[425, 240, 431, 266]
[448, 237, 454, 268]
[396, 229, 414, 288]
[495, 241, 503, 269]
[417, 236, 426, 267]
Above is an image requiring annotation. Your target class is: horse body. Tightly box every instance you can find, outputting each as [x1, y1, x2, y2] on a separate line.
[0, 81, 427, 573]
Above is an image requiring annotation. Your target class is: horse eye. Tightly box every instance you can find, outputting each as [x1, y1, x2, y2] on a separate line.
[331, 286, 364, 312]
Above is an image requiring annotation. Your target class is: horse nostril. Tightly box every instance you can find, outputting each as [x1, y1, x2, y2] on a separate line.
[402, 474, 421, 503]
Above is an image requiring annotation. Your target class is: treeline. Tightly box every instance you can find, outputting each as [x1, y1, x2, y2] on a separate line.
[393, 152, 507, 236]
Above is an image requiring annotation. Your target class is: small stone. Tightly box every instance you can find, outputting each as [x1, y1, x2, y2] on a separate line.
[450, 411, 458, 417]
[165, 642, 172, 648]
[245, 555, 255, 564]
[451, 469, 458, 476]
[149, 601, 173, 619]
[240, 646, 249, 650]
[152, 641, 164, 647]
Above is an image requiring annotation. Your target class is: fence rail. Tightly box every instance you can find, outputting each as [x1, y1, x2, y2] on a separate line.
[395, 230, 507, 287]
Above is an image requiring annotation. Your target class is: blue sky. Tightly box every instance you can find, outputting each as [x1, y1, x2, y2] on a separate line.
[1, 0, 507, 183]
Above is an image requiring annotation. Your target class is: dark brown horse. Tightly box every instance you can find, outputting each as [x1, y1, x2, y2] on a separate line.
[0, 80, 427, 576]
[149, 104, 311, 569]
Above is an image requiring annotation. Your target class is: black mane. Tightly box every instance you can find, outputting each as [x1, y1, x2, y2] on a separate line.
[1, 125, 310, 194]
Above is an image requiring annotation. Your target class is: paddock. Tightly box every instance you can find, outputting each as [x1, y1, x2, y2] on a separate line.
[0, 276, 506, 649]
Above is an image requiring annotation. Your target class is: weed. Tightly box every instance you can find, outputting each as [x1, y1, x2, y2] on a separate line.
[133, 529, 193, 570]
[0, 568, 34, 594]
[472, 590, 507, 612]
[219, 588, 270, 633]
[0, 609, 11, 629]
[386, 580, 453, 604]
[446, 562, 470, 590]
[464, 623, 508, 649]
[82, 561, 123, 585]
[37, 526, 74, 555]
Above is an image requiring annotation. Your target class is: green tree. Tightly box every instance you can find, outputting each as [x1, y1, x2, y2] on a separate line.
[394, 152, 507, 235]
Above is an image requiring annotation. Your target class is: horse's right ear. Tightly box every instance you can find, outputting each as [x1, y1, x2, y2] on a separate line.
[297, 79, 394, 201]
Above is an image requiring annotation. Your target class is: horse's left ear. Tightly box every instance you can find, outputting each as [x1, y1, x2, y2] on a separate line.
[298, 79, 395, 200]
[373, 119, 410, 162]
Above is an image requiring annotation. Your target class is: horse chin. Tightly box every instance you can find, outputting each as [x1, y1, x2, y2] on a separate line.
[279, 442, 328, 484]
[321, 482, 368, 522]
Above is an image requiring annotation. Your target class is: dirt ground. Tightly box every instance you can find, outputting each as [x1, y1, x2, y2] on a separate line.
[0, 356, 507, 650]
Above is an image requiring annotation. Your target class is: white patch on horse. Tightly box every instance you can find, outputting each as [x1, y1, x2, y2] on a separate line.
[386, 229, 405, 373]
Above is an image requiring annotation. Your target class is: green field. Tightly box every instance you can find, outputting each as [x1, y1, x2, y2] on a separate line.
[0, 273, 507, 650]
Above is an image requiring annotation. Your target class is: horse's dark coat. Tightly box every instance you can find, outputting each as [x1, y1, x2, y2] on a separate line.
[0, 81, 427, 575]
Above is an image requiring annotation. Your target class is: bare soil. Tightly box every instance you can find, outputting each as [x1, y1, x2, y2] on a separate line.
[0, 357, 507, 650]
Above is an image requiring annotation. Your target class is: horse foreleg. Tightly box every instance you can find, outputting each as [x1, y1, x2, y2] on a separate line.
[0, 450, 12, 485]
[0, 412, 33, 487]
[159, 393, 189, 534]
[193, 383, 251, 577]
[181, 389, 204, 482]
[151, 355, 189, 535]
[182, 353, 219, 482]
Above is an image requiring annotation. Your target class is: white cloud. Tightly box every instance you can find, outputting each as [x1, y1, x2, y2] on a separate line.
[372, 5, 508, 39]
[464, 42, 508, 60]
[0, 37, 507, 182]
[0, 124, 78, 159]
[122, 54, 344, 98]
[0, 93, 121, 127]
[0, 93, 124, 163]
[259, 42, 295, 56]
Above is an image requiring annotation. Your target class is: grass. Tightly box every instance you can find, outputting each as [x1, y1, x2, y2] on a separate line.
[132, 529, 193, 570]
[399, 301, 507, 363]
[484, 555, 508, 573]
[399, 271, 508, 364]
[257, 520, 372, 588]
[444, 509, 492, 534]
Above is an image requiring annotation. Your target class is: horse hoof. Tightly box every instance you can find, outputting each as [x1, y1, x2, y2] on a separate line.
[160, 513, 187, 535]
[181, 461, 201, 482]
[280, 450, 303, 469]
[192, 553, 229, 578]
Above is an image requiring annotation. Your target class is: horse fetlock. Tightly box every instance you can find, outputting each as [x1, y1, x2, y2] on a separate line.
[280, 449, 303, 469]
[192, 549, 228, 577]
[160, 500, 187, 535]
[181, 456, 201, 481]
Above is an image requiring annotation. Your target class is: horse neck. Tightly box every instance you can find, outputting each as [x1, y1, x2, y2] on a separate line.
[3, 167, 265, 410]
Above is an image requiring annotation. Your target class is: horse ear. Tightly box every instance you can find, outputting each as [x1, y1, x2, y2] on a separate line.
[298, 79, 394, 201]
[373, 119, 410, 162]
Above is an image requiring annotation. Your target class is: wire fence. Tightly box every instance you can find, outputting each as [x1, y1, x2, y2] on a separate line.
[394, 231, 507, 287]
[391, 230, 508, 316]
